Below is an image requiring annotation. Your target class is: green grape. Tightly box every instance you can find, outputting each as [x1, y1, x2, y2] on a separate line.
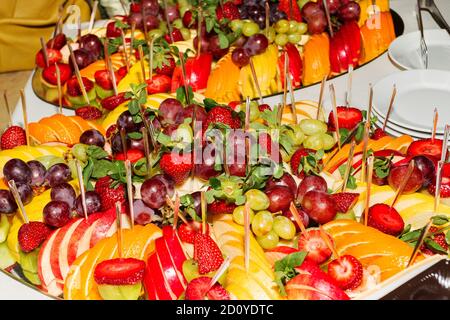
[256, 230, 279, 249]
[299, 119, 328, 135]
[288, 20, 299, 34]
[233, 206, 255, 225]
[267, 27, 276, 43]
[288, 33, 302, 44]
[36, 155, 64, 170]
[249, 103, 260, 122]
[97, 283, 142, 300]
[67, 159, 81, 180]
[242, 22, 260, 37]
[298, 0, 310, 9]
[159, 21, 168, 33]
[290, 124, 306, 146]
[273, 216, 296, 240]
[251, 211, 273, 237]
[148, 29, 164, 39]
[298, 22, 308, 35]
[180, 27, 191, 40]
[275, 33, 289, 46]
[230, 19, 244, 32]
[179, 6, 191, 17]
[321, 133, 336, 150]
[172, 18, 183, 29]
[275, 19, 290, 34]
[245, 189, 270, 211]
[303, 134, 325, 150]
[72, 143, 88, 162]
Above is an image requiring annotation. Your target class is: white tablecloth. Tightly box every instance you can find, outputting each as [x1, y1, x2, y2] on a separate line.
[7, 0, 450, 300]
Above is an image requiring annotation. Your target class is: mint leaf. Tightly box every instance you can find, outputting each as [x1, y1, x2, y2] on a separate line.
[424, 238, 448, 254]
[209, 177, 221, 190]
[446, 231, 450, 246]
[128, 132, 143, 140]
[431, 215, 449, 226]
[218, 32, 229, 49]
[274, 251, 307, 272]
[156, 132, 172, 146]
[87, 146, 108, 160]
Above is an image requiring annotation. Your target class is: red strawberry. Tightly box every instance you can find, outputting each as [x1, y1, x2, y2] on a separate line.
[185, 276, 230, 300]
[420, 226, 449, 255]
[290, 148, 321, 178]
[66, 76, 94, 97]
[106, 124, 118, 139]
[155, 56, 176, 77]
[407, 138, 444, 160]
[159, 152, 193, 184]
[18, 221, 52, 253]
[178, 221, 207, 244]
[227, 101, 241, 110]
[278, 0, 302, 21]
[106, 21, 122, 38]
[194, 232, 224, 274]
[46, 33, 67, 50]
[35, 48, 62, 68]
[207, 199, 237, 215]
[146, 74, 171, 94]
[94, 258, 145, 285]
[297, 229, 333, 264]
[428, 163, 450, 198]
[130, 2, 142, 13]
[100, 92, 129, 110]
[75, 106, 103, 121]
[331, 192, 359, 213]
[367, 203, 404, 236]
[216, 2, 240, 21]
[115, 149, 144, 163]
[328, 107, 363, 131]
[258, 103, 271, 112]
[94, 69, 114, 90]
[1, 126, 26, 150]
[204, 106, 241, 130]
[95, 176, 126, 210]
[372, 128, 388, 140]
[42, 63, 72, 85]
[116, 66, 128, 79]
[327, 255, 363, 290]
[164, 28, 183, 43]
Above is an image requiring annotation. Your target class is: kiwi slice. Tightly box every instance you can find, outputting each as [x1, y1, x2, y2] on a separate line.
[0, 215, 10, 243]
[182, 259, 227, 285]
[67, 88, 97, 107]
[19, 249, 41, 286]
[95, 84, 114, 100]
[334, 209, 356, 221]
[97, 283, 142, 300]
[0, 242, 15, 269]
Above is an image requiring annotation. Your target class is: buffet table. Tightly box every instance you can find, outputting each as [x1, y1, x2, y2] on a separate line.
[3, 0, 450, 300]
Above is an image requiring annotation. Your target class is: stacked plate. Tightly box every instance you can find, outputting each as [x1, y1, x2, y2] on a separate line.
[372, 69, 450, 139]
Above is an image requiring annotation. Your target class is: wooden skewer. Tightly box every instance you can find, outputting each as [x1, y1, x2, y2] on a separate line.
[125, 160, 134, 229]
[367, 83, 373, 126]
[39, 37, 49, 67]
[363, 155, 374, 226]
[360, 121, 371, 183]
[75, 160, 88, 220]
[77, 16, 82, 40]
[390, 160, 415, 208]
[172, 193, 181, 230]
[141, 127, 152, 177]
[68, 45, 90, 105]
[434, 160, 444, 213]
[316, 76, 326, 120]
[162, 0, 175, 44]
[265, 1, 270, 37]
[200, 191, 207, 234]
[120, 128, 128, 159]
[319, 226, 339, 259]
[407, 219, 432, 267]
[276, 103, 283, 126]
[20, 90, 29, 146]
[197, 8, 203, 56]
[345, 64, 353, 107]
[244, 97, 251, 175]
[249, 58, 264, 104]
[178, 52, 191, 105]
[55, 63, 63, 114]
[329, 84, 341, 150]
[107, 53, 118, 96]
[3, 91, 12, 127]
[441, 124, 449, 163]
[289, 0, 294, 20]
[341, 140, 356, 192]
[282, 52, 288, 116]
[431, 108, 438, 143]
[120, 29, 130, 72]
[148, 36, 155, 81]
[289, 202, 307, 235]
[138, 45, 146, 82]
[244, 202, 251, 273]
[322, 0, 334, 37]
[286, 55, 297, 125]
[115, 202, 123, 258]
[119, 0, 129, 15]
[8, 180, 29, 223]
[207, 257, 231, 294]
[130, 22, 136, 61]
[88, 1, 99, 33]
[382, 84, 397, 131]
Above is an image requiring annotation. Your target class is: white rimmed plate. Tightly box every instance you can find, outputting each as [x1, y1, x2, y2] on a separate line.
[388, 29, 450, 71]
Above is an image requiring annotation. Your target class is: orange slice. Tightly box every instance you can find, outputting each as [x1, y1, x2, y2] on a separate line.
[28, 123, 58, 144]
[50, 114, 83, 144]
[66, 116, 94, 134]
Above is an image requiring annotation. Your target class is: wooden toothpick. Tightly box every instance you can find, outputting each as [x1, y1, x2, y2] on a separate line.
[141, 127, 152, 177]
[244, 202, 251, 273]
[8, 180, 29, 224]
[249, 58, 264, 104]
[120, 128, 128, 159]
[322, 0, 334, 37]
[207, 257, 231, 294]
[316, 76, 326, 120]
[265, 1, 270, 37]
[3, 91, 12, 127]
[341, 140, 356, 192]
[148, 36, 155, 81]
[390, 160, 415, 208]
[68, 45, 90, 105]
[319, 226, 339, 259]
[441, 124, 449, 163]
[363, 155, 374, 226]
[407, 219, 432, 267]
[434, 160, 444, 213]
[138, 45, 146, 82]
[88, 1, 99, 33]
[20, 90, 29, 146]
[282, 52, 288, 116]
[431, 108, 438, 143]
[162, 0, 175, 43]
[286, 55, 297, 125]
[329, 84, 341, 150]
[201, 191, 207, 234]
[125, 160, 134, 229]
[115, 201, 123, 258]
[75, 159, 88, 220]
[360, 121, 371, 182]
[244, 97, 251, 175]
[382, 84, 397, 131]
[289, 202, 307, 234]
[345, 64, 354, 108]
[120, 29, 130, 72]
[55, 63, 63, 114]
[172, 193, 180, 230]
[39, 37, 49, 67]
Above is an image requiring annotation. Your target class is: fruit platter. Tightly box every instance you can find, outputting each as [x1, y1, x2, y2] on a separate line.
[1, 0, 450, 301]
[32, 0, 402, 110]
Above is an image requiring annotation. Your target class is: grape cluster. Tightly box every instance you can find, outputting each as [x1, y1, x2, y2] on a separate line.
[238, 0, 287, 29]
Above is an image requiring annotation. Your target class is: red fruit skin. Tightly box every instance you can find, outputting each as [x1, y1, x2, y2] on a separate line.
[75, 106, 103, 121]
[42, 63, 72, 85]
[66, 76, 94, 97]
[164, 28, 183, 43]
[338, 22, 361, 66]
[100, 92, 129, 110]
[329, 22, 360, 74]
[46, 33, 67, 50]
[106, 21, 122, 38]
[297, 229, 333, 264]
[94, 69, 114, 90]
[155, 57, 176, 77]
[368, 203, 404, 236]
[94, 258, 145, 285]
[185, 276, 230, 300]
[290, 148, 318, 179]
[18, 221, 52, 253]
[328, 106, 363, 131]
[278, 0, 302, 21]
[278, 43, 302, 89]
[327, 255, 363, 290]
[159, 152, 193, 184]
[35, 48, 62, 68]
[178, 221, 206, 244]
[1, 126, 26, 150]
[205, 106, 242, 130]
[171, 54, 212, 93]
[115, 149, 144, 163]
[146, 74, 171, 94]
[207, 199, 237, 215]
[216, 2, 240, 21]
[94, 177, 126, 210]
[388, 164, 424, 194]
[428, 163, 450, 198]
[286, 272, 349, 300]
[420, 227, 449, 255]
[258, 104, 271, 112]
[330, 192, 359, 212]
[194, 232, 224, 275]
[372, 128, 388, 140]
[183, 11, 194, 28]
[407, 138, 444, 160]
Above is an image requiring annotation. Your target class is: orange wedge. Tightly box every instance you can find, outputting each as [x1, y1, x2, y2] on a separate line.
[39, 117, 75, 145]
[66, 116, 94, 134]
[51, 114, 83, 143]
[28, 122, 59, 144]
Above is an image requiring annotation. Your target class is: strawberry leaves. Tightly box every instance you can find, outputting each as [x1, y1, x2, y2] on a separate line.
[206, 175, 245, 205]
[298, 149, 324, 177]
[338, 164, 357, 190]
[274, 251, 307, 296]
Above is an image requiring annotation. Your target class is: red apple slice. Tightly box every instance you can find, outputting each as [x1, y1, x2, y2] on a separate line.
[155, 236, 186, 296]
[145, 252, 174, 300]
[162, 226, 188, 271]
[38, 228, 64, 297]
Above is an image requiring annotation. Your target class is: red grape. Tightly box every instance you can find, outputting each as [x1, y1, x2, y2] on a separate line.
[195, 148, 220, 181]
[70, 48, 94, 70]
[175, 104, 207, 125]
[307, 12, 328, 34]
[302, 190, 337, 224]
[388, 164, 424, 194]
[51, 183, 76, 208]
[117, 111, 142, 133]
[159, 98, 184, 125]
[45, 163, 72, 187]
[132, 199, 157, 225]
[412, 155, 436, 187]
[16, 183, 33, 206]
[193, 36, 210, 54]
[266, 173, 297, 193]
[296, 175, 328, 203]
[301, 2, 323, 21]
[79, 34, 103, 59]
[3, 159, 32, 185]
[164, 5, 180, 23]
[143, 15, 160, 31]
[266, 186, 294, 213]
[320, 0, 342, 14]
[231, 47, 250, 67]
[151, 174, 175, 198]
[43, 200, 71, 227]
[141, 0, 159, 16]
[244, 34, 269, 56]
[141, 178, 168, 209]
[338, 1, 361, 21]
[74, 191, 102, 216]
[27, 160, 46, 187]
[128, 12, 144, 29]
[0, 190, 17, 214]
[208, 35, 229, 60]
[283, 205, 310, 232]
[80, 129, 105, 147]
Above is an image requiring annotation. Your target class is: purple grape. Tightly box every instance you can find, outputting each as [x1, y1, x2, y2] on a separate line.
[80, 129, 106, 147]
[128, 137, 145, 151]
[70, 48, 95, 70]
[0, 190, 18, 214]
[244, 34, 269, 56]
[189, 191, 202, 216]
[3, 159, 32, 185]
[128, 12, 144, 29]
[175, 104, 208, 125]
[141, 0, 160, 16]
[159, 98, 184, 125]
[338, 1, 361, 21]
[27, 160, 46, 187]
[16, 183, 33, 206]
[51, 183, 76, 208]
[164, 5, 180, 23]
[412, 155, 436, 187]
[111, 133, 124, 153]
[266, 173, 297, 192]
[195, 147, 220, 181]
[132, 199, 158, 225]
[117, 111, 142, 133]
[231, 47, 250, 67]
[43, 200, 71, 227]
[143, 15, 160, 30]
[151, 174, 175, 197]
[45, 163, 72, 187]
[74, 191, 102, 217]
[141, 178, 168, 209]
[79, 34, 103, 59]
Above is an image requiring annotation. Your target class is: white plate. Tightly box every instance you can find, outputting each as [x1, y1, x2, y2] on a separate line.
[372, 70, 450, 134]
[388, 29, 450, 71]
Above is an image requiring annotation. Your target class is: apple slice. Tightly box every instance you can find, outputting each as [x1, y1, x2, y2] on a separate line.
[145, 252, 175, 300]
[286, 273, 349, 300]
[38, 228, 64, 297]
[155, 236, 186, 296]
[162, 226, 188, 272]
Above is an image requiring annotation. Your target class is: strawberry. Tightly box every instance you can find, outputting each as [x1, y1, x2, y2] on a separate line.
[94, 69, 114, 90]
[46, 33, 67, 50]
[18, 221, 52, 253]
[185, 276, 230, 300]
[75, 106, 103, 121]
[100, 92, 129, 110]
[204, 106, 242, 130]
[159, 152, 193, 184]
[297, 229, 333, 264]
[207, 199, 237, 215]
[420, 226, 449, 255]
[331, 192, 359, 213]
[66, 76, 94, 97]
[106, 21, 122, 38]
[372, 128, 388, 140]
[194, 232, 224, 274]
[42, 63, 72, 85]
[106, 124, 118, 139]
[290, 148, 321, 179]
[1, 126, 26, 150]
[95, 176, 126, 210]
[278, 0, 302, 21]
[368, 203, 404, 236]
[35, 48, 62, 68]
[328, 107, 363, 131]
[327, 255, 363, 290]
[146, 74, 171, 94]
[116, 66, 128, 79]
[258, 103, 271, 112]
[130, 2, 142, 13]
[428, 163, 450, 198]
[178, 221, 207, 244]
[155, 56, 176, 77]
[216, 2, 240, 21]
[407, 138, 444, 160]
[94, 258, 145, 285]
[164, 28, 183, 43]
[227, 101, 241, 110]
[115, 149, 144, 163]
